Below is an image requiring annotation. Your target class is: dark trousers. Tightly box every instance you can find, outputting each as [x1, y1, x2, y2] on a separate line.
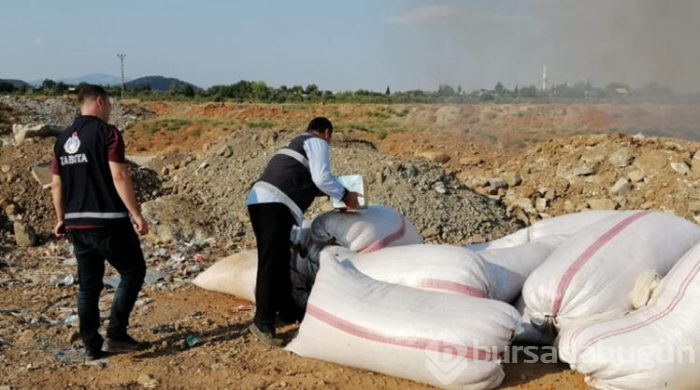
[248, 203, 303, 331]
[67, 221, 146, 352]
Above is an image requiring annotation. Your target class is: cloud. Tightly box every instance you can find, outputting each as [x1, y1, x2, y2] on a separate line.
[32, 38, 42, 46]
[387, 5, 454, 25]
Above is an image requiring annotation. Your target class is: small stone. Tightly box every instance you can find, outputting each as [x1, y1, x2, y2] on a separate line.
[627, 170, 646, 183]
[640, 201, 654, 209]
[632, 133, 645, 141]
[433, 181, 447, 194]
[0, 165, 10, 174]
[535, 198, 548, 212]
[609, 178, 632, 197]
[693, 150, 700, 160]
[514, 197, 534, 211]
[587, 198, 618, 210]
[218, 145, 233, 158]
[4, 204, 17, 217]
[503, 172, 522, 187]
[608, 147, 634, 168]
[137, 373, 158, 388]
[375, 171, 384, 185]
[419, 151, 450, 164]
[487, 178, 507, 192]
[13, 221, 38, 247]
[671, 162, 690, 175]
[459, 157, 484, 166]
[572, 165, 596, 177]
[688, 201, 700, 214]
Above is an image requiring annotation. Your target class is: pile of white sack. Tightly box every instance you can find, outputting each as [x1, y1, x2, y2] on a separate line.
[193, 206, 700, 389]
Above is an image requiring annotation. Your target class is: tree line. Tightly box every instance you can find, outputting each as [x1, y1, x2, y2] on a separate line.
[0, 78, 688, 103]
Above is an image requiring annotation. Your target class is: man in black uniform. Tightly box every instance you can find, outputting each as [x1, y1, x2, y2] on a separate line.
[51, 84, 148, 360]
[246, 117, 361, 346]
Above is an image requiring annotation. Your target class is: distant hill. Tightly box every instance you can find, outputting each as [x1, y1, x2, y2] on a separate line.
[0, 79, 32, 89]
[27, 73, 127, 87]
[59, 73, 127, 86]
[125, 76, 200, 92]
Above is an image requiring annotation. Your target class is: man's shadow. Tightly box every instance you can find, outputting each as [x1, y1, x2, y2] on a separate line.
[133, 321, 250, 359]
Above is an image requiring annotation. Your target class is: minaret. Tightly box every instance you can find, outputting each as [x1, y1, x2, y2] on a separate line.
[542, 65, 548, 92]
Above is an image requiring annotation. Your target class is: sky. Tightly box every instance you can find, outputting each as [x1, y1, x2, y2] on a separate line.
[2, 0, 699, 92]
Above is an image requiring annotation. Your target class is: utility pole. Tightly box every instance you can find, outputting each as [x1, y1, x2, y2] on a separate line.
[117, 53, 126, 97]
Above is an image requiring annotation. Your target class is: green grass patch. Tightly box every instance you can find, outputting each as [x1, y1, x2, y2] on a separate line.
[245, 120, 276, 129]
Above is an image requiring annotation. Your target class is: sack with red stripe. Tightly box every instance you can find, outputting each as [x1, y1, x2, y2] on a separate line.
[321, 244, 491, 298]
[521, 211, 700, 332]
[309, 205, 423, 254]
[286, 256, 521, 389]
[558, 241, 700, 390]
[192, 250, 257, 302]
[478, 236, 563, 303]
[469, 210, 620, 251]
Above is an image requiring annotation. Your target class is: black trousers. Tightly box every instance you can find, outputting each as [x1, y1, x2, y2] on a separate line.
[67, 221, 146, 352]
[248, 203, 303, 331]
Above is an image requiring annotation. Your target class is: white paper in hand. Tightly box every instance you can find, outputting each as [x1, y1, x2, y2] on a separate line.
[332, 175, 366, 209]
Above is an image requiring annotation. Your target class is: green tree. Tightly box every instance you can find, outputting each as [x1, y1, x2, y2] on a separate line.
[182, 84, 195, 98]
[169, 81, 179, 95]
[0, 82, 16, 93]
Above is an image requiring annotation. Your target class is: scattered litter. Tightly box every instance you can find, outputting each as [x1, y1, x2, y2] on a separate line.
[170, 253, 186, 263]
[144, 271, 165, 284]
[103, 276, 120, 290]
[86, 358, 109, 368]
[58, 274, 75, 287]
[150, 324, 176, 334]
[236, 304, 254, 312]
[64, 315, 79, 325]
[137, 373, 158, 388]
[185, 335, 200, 348]
[193, 254, 205, 262]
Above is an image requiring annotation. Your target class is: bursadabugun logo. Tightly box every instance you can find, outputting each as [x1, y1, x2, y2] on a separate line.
[424, 329, 472, 385]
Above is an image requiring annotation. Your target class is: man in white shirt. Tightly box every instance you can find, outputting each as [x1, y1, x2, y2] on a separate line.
[246, 117, 361, 346]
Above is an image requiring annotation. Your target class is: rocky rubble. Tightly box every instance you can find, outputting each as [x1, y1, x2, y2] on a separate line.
[0, 96, 154, 145]
[0, 137, 166, 246]
[140, 128, 523, 247]
[460, 133, 700, 224]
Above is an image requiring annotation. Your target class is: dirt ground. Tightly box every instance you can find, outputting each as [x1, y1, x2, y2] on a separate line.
[0, 282, 586, 390]
[6, 99, 700, 389]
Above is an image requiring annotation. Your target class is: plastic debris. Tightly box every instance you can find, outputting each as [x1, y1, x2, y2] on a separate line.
[185, 335, 199, 348]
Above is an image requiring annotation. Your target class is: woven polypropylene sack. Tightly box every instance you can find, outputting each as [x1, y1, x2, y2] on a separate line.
[468, 211, 620, 251]
[192, 250, 257, 302]
[286, 257, 521, 389]
[321, 244, 490, 298]
[310, 205, 423, 253]
[521, 211, 700, 331]
[558, 241, 700, 390]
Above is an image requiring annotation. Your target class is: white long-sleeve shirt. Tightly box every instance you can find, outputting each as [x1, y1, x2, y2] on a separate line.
[246, 136, 346, 208]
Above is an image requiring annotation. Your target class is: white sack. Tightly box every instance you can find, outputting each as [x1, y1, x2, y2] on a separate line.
[558, 241, 700, 390]
[522, 211, 700, 331]
[322, 244, 490, 298]
[286, 257, 521, 389]
[310, 205, 423, 253]
[468, 210, 620, 251]
[192, 250, 257, 302]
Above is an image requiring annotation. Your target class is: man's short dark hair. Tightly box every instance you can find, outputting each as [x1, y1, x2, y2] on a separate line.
[307, 117, 333, 133]
[78, 84, 109, 105]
